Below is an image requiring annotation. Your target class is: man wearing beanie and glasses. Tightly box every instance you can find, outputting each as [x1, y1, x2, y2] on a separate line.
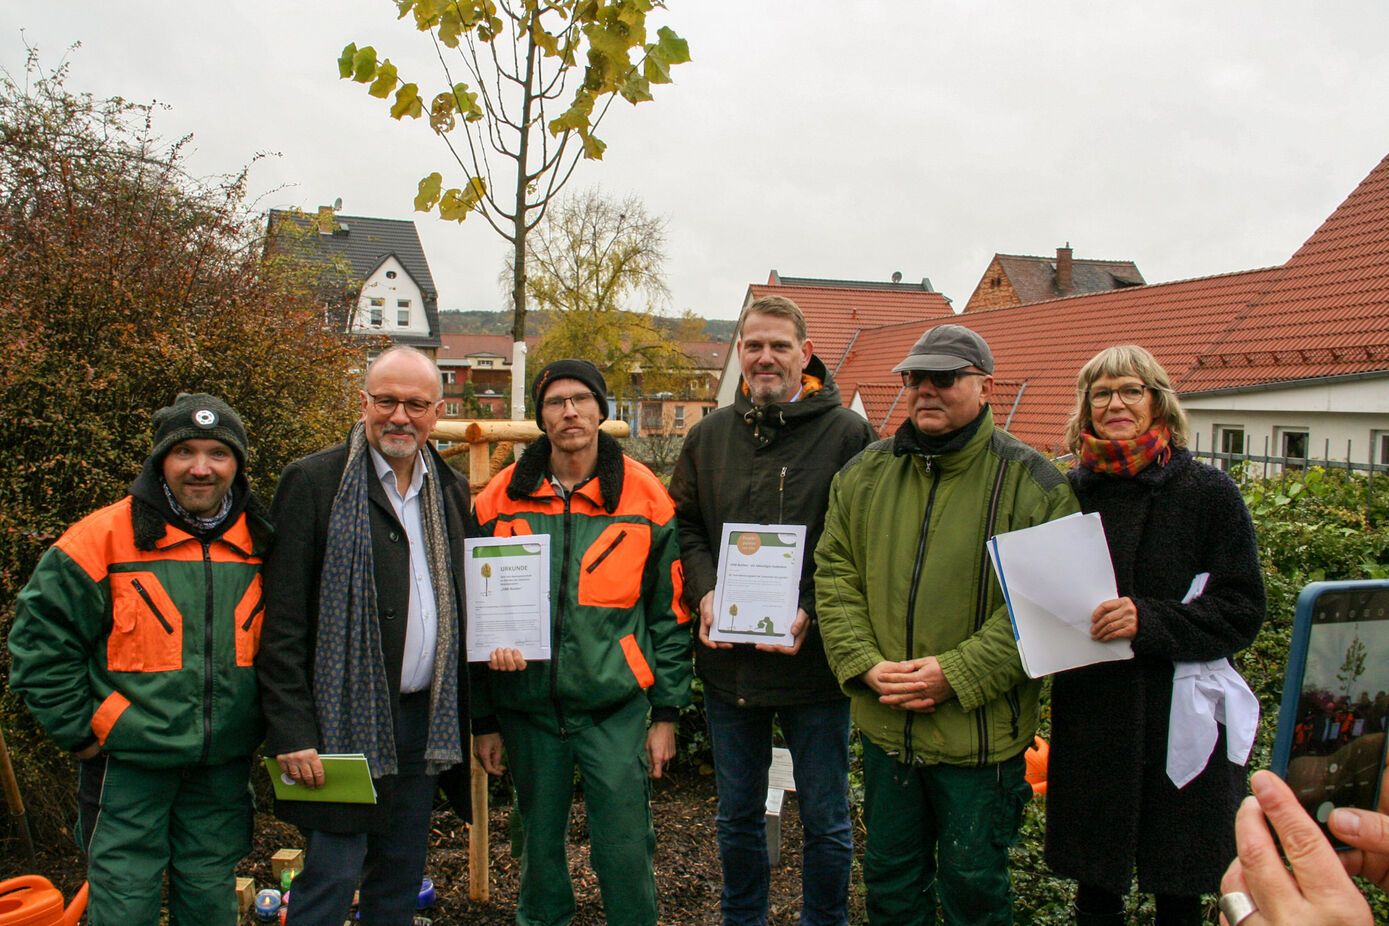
[472, 358, 692, 926]
[9, 393, 272, 924]
[815, 325, 1078, 925]
[256, 346, 470, 926]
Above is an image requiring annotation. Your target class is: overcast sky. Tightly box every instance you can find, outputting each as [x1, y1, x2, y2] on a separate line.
[5, 2, 1389, 322]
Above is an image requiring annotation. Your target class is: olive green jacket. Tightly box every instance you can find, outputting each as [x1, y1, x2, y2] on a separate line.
[814, 409, 1079, 766]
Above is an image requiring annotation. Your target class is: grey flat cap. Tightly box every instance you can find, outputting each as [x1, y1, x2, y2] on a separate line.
[891, 324, 994, 374]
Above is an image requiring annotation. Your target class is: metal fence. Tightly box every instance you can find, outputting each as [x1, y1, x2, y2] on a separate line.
[1187, 433, 1386, 522]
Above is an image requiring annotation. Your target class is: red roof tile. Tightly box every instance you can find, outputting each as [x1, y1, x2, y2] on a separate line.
[746, 275, 954, 371]
[437, 333, 538, 362]
[1179, 153, 1389, 392]
[832, 268, 1280, 451]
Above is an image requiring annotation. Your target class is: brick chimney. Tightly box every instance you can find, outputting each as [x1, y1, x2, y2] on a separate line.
[317, 206, 335, 235]
[1056, 243, 1074, 293]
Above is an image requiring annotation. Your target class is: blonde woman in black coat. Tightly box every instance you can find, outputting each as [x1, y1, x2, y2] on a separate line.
[1045, 345, 1265, 926]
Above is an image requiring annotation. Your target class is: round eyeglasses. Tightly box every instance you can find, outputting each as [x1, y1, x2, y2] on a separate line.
[1088, 384, 1149, 408]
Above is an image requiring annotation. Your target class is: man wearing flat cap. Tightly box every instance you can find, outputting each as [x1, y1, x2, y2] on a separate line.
[815, 325, 1078, 925]
[472, 358, 692, 926]
[10, 393, 272, 924]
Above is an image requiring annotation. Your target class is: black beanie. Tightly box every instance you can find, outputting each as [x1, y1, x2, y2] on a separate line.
[532, 360, 609, 427]
[151, 393, 249, 469]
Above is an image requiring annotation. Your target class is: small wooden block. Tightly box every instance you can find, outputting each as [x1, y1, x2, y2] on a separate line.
[271, 848, 305, 880]
[235, 877, 255, 913]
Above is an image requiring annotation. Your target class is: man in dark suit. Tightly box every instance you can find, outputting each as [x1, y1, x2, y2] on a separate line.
[257, 346, 469, 926]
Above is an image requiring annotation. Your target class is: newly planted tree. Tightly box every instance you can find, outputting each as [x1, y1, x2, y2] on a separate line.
[339, 0, 690, 416]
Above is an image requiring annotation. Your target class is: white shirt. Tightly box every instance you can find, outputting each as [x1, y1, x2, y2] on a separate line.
[368, 446, 438, 694]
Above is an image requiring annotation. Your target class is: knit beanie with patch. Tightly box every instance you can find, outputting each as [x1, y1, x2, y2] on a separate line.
[150, 393, 249, 469]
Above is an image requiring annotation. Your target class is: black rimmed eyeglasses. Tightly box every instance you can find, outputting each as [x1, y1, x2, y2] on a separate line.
[366, 391, 437, 418]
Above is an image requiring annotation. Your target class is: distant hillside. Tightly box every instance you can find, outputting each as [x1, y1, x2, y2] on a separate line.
[439, 310, 735, 342]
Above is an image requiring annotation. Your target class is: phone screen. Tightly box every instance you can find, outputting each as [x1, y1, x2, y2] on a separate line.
[1275, 584, 1389, 845]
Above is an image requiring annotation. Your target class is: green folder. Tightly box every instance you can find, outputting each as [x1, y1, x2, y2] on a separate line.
[264, 754, 378, 804]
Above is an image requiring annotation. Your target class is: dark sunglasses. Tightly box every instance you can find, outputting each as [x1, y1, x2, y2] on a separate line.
[900, 369, 988, 390]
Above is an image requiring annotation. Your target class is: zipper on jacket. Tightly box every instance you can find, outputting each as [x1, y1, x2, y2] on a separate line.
[130, 578, 174, 634]
[778, 466, 787, 523]
[551, 491, 574, 739]
[241, 596, 265, 632]
[200, 541, 215, 765]
[585, 530, 627, 573]
[901, 464, 942, 764]
[972, 455, 1011, 767]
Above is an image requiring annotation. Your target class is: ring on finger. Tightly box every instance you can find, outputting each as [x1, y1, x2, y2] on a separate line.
[1218, 891, 1257, 926]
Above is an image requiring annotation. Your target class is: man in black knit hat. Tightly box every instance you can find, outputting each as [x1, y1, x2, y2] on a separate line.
[471, 358, 692, 926]
[10, 392, 272, 925]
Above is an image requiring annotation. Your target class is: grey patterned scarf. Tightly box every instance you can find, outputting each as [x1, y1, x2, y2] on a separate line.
[313, 422, 463, 777]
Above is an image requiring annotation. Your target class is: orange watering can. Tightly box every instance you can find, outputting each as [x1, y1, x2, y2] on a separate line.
[0, 877, 87, 926]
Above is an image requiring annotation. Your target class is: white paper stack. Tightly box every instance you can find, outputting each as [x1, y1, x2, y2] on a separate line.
[987, 512, 1134, 678]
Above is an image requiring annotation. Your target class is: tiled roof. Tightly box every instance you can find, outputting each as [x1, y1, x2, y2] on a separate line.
[1179, 153, 1389, 393]
[681, 339, 732, 370]
[833, 268, 1281, 451]
[438, 333, 539, 364]
[746, 274, 954, 372]
[993, 254, 1145, 304]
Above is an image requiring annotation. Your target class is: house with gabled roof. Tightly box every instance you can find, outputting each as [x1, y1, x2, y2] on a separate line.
[266, 207, 443, 355]
[962, 246, 1145, 313]
[832, 150, 1389, 469]
[715, 271, 955, 406]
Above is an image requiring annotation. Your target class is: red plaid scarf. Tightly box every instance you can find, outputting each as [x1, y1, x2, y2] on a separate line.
[1078, 423, 1172, 476]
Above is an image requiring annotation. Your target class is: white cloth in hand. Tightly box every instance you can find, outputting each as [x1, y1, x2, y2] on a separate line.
[1167, 658, 1260, 788]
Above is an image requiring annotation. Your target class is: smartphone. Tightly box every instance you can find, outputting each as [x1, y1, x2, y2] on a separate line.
[1271, 580, 1389, 848]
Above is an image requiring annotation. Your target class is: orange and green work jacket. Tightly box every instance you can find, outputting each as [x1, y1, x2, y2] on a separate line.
[471, 432, 692, 736]
[9, 482, 270, 768]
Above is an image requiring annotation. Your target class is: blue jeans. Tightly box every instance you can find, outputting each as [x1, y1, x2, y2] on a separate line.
[287, 693, 437, 926]
[704, 691, 852, 926]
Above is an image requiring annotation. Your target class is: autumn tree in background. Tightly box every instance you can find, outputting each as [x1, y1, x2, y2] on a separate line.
[339, 0, 690, 416]
[522, 188, 698, 404]
[0, 50, 359, 850]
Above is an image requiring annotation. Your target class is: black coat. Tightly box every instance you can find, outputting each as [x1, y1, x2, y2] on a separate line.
[668, 356, 877, 706]
[1045, 448, 1265, 895]
[256, 440, 471, 832]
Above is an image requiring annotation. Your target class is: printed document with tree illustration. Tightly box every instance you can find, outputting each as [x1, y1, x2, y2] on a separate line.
[987, 512, 1133, 678]
[464, 535, 552, 662]
[709, 523, 806, 648]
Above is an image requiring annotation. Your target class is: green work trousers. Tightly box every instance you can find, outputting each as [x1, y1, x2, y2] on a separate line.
[497, 696, 657, 926]
[76, 754, 253, 926]
[860, 739, 1031, 926]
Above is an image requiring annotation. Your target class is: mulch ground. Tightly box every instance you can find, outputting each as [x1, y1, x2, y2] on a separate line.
[10, 768, 867, 925]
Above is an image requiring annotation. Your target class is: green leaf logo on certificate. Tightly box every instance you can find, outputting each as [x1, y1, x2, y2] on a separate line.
[709, 522, 806, 647]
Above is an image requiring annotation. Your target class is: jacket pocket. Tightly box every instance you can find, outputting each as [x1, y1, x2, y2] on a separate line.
[91, 690, 130, 746]
[618, 633, 655, 689]
[233, 574, 265, 667]
[578, 523, 650, 609]
[108, 571, 183, 672]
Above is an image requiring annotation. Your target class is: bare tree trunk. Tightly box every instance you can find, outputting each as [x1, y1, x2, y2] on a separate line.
[509, 34, 538, 421]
